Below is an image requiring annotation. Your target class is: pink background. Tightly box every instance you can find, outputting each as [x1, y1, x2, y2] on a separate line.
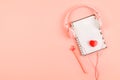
[0, 0, 119, 80]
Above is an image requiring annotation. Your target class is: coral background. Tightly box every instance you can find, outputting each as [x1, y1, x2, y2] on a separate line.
[0, 0, 119, 80]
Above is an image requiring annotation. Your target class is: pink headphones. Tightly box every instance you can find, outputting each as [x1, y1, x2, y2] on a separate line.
[64, 5, 104, 80]
[64, 5, 102, 39]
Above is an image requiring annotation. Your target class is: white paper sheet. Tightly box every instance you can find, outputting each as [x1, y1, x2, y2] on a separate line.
[71, 15, 107, 55]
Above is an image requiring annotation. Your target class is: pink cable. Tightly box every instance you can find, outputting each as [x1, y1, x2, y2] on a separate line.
[95, 52, 99, 80]
[71, 46, 100, 80]
[70, 46, 87, 73]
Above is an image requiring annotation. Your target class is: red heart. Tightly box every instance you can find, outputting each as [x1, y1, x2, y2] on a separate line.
[89, 40, 97, 47]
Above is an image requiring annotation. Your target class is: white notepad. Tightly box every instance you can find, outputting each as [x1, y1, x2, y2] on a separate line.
[71, 15, 107, 55]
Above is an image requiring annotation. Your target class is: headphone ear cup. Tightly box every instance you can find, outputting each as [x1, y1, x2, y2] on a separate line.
[68, 28, 76, 39]
[94, 18, 101, 29]
[98, 18, 102, 27]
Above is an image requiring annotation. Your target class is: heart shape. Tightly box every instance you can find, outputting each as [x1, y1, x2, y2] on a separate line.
[89, 40, 98, 47]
